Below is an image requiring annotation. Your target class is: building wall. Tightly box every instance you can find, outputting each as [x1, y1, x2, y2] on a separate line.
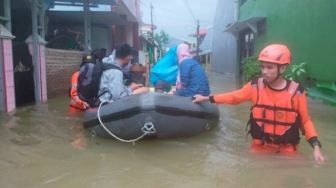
[240, 0, 336, 82]
[132, 23, 139, 49]
[114, 25, 126, 45]
[0, 44, 4, 110]
[46, 24, 111, 52]
[126, 23, 134, 46]
[91, 27, 109, 51]
[120, 0, 140, 48]
[212, 0, 237, 78]
[122, 0, 140, 21]
[45, 48, 83, 97]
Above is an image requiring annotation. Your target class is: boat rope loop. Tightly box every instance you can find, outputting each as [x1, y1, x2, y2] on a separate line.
[97, 102, 155, 143]
[141, 122, 156, 134]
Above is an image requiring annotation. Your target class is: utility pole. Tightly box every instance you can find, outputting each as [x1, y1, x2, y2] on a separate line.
[84, 0, 91, 52]
[196, 19, 200, 60]
[149, 3, 154, 71]
[150, 3, 154, 38]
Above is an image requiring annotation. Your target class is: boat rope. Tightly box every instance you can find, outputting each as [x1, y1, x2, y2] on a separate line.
[97, 102, 155, 143]
[141, 122, 156, 134]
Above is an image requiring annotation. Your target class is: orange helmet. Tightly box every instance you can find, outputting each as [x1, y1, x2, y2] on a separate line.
[258, 44, 291, 65]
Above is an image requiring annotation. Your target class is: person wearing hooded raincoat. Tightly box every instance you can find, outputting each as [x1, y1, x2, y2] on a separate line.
[174, 43, 210, 97]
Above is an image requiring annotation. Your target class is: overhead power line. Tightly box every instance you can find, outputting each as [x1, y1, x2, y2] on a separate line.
[139, 0, 148, 6]
[183, 0, 197, 22]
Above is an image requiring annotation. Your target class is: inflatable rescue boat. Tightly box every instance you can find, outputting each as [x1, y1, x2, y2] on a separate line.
[83, 92, 219, 141]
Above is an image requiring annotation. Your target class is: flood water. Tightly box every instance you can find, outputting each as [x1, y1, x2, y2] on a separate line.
[1, 72, 335, 188]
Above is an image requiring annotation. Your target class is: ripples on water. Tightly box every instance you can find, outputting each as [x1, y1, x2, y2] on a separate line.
[0, 72, 335, 188]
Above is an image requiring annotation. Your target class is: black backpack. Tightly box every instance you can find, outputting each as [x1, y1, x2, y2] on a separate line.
[77, 60, 121, 107]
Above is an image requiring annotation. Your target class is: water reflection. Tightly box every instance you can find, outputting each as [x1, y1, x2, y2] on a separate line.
[0, 72, 335, 188]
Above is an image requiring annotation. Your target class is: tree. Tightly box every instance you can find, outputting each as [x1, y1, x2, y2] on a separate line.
[154, 30, 169, 58]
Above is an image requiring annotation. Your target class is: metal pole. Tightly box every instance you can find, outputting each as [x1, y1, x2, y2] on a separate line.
[39, 0, 45, 39]
[32, 0, 41, 102]
[196, 19, 200, 59]
[234, 0, 240, 87]
[4, 0, 11, 31]
[150, 3, 154, 37]
[150, 3, 154, 67]
[0, 39, 3, 111]
[84, 0, 91, 52]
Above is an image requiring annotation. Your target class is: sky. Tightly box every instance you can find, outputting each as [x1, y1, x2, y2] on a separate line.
[140, 0, 218, 41]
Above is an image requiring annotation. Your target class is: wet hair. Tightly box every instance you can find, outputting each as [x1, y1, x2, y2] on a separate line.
[100, 48, 107, 58]
[115, 43, 132, 59]
[91, 48, 106, 61]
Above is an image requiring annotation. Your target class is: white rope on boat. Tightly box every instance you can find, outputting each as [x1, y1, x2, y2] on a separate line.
[97, 102, 155, 143]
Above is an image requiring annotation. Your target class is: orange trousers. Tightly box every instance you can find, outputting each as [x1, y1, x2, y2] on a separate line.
[251, 139, 297, 154]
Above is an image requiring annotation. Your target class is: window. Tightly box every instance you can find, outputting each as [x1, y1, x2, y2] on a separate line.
[257, 19, 267, 36]
[0, 0, 9, 26]
[0, 0, 4, 18]
[237, 28, 255, 84]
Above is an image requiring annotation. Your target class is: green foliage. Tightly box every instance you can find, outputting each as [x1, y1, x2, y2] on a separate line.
[241, 58, 308, 84]
[285, 62, 307, 81]
[154, 30, 169, 58]
[242, 56, 261, 83]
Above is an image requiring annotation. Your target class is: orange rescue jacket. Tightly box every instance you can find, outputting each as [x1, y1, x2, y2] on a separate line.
[211, 78, 318, 145]
[249, 78, 302, 145]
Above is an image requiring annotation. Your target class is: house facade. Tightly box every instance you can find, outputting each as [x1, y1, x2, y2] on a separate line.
[213, 0, 336, 104]
[0, 0, 141, 112]
[235, 0, 336, 83]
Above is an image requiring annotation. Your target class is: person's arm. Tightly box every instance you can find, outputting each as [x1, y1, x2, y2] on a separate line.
[70, 72, 79, 97]
[175, 62, 193, 96]
[129, 82, 143, 91]
[296, 91, 324, 164]
[211, 84, 252, 104]
[113, 71, 132, 99]
[193, 82, 253, 104]
[212, 82, 253, 104]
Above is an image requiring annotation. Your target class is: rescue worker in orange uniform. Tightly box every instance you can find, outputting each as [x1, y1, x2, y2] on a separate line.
[193, 44, 324, 163]
[69, 55, 91, 110]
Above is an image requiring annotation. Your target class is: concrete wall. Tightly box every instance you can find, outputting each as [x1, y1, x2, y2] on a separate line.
[122, 0, 140, 21]
[0, 43, 3, 110]
[1, 39, 15, 112]
[45, 48, 83, 97]
[47, 24, 111, 52]
[91, 27, 109, 52]
[240, 0, 336, 82]
[126, 23, 134, 46]
[212, 0, 237, 79]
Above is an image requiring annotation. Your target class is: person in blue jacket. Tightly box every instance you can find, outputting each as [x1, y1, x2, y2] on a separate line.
[174, 43, 210, 97]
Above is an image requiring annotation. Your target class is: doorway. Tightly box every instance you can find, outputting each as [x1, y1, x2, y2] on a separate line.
[237, 28, 255, 84]
[12, 0, 35, 106]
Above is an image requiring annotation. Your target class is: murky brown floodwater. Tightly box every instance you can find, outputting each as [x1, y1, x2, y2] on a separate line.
[1, 72, 335, 188]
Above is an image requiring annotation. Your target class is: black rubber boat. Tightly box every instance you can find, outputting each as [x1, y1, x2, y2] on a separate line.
[83, 92, 219, 141]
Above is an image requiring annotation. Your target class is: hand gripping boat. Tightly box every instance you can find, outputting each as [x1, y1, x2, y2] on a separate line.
[83, 92, 219, 142]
